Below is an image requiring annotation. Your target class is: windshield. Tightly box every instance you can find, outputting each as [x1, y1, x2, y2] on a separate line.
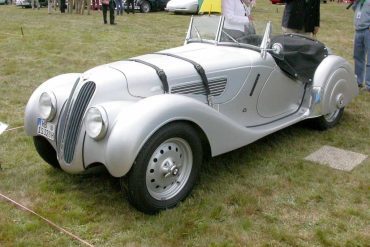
[187, 15, 221, 43]
[186, 15, 282, 49]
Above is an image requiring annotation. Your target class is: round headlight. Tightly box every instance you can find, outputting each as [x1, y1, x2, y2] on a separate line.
[38, 91, 57, 121]
[84, 106, 108, 140]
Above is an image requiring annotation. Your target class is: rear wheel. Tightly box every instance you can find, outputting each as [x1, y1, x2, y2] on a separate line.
[140, 0, 150, 13]
[33, 136, 60, 169]
[124, 122, 202, 214]
[311, 107, 344, 130]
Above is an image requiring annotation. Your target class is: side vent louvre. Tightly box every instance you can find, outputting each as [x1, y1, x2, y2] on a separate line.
[171, 78, 227, 97]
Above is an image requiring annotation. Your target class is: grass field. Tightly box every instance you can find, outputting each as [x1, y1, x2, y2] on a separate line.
[0, 2, 369, 246]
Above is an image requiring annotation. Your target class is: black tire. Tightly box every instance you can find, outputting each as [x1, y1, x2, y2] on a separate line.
[310, 107, 344, 130]
[139, 0, 150, 13]
[33, 136, 61, 169]
[124, 122, 202, 214]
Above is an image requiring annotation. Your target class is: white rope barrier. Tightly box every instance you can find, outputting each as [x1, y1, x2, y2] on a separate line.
[0, 193, 94, 247]
[4, 126, 24, 132]
[0, 125, 93, 246]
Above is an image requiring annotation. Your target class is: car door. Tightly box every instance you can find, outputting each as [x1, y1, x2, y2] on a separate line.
[218, 22, 307, 127]
[255, 61, 306, 119]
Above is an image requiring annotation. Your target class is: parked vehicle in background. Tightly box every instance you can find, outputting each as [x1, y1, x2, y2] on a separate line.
[270, 0, 285, 4]
[123, 0, 169, 13]
[16, 0, 47, 8]
[0, 0, 8, 5]
[165, 0, 198, 14]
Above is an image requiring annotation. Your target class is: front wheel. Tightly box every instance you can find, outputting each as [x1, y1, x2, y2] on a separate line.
[139, 0, 150, 13]
[33, 136, 61, 169]
[124, 122, 202, 214]
[311, 107, 344, 130]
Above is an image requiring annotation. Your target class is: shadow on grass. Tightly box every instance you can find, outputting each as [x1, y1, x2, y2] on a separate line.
[38, 111, 356, 218]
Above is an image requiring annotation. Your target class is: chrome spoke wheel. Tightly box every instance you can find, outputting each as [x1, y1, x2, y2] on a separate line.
[310, 107, 344, 130]
[323, 108, 341, 123]
[140, 1, 150, 12]
[126, 122, 202, 214]
[146, 138, 193, 201]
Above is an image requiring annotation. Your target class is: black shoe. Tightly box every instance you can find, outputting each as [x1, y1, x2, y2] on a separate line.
[358, 84, 363, 88]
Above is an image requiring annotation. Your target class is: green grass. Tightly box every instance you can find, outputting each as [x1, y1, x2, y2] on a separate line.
[0, 2, 369, 246]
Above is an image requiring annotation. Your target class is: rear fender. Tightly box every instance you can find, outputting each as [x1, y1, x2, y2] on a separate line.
[310, 55, 358, 117]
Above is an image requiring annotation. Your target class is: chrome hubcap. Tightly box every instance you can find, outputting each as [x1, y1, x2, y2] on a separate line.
[324, 108, 340, 123]
[146, 138, 193, 200]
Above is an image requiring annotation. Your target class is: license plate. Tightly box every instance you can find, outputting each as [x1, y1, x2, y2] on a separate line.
[37, 118, 55, 141]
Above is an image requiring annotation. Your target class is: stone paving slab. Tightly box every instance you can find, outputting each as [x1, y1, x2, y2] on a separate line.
[304, 145, 368, 171]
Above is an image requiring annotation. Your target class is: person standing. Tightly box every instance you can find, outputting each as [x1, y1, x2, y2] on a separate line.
[352, 0, 370, 91]
[115, 0, 123, 15]
[102, 0, 116, 25]
[221, 0, 253, 41]
[126, 0, 135, 14]
[281, 0, 320, 38]
[60, 0, 66, 13]
[31, 0, 40, 9]
[92, 0, 100, 10]
[48, 0, 52, 13]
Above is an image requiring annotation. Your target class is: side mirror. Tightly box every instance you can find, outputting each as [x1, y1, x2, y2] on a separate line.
[271, 43, 283, 55]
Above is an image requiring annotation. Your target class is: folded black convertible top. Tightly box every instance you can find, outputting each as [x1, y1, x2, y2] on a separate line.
[270, 34, 329, 83]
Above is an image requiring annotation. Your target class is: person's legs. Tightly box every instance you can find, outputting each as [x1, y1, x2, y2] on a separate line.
[119, 0, 123, 15]
[354, 30, 365, 87]
[60, 0, 65, 12]
[115, 0, 119, 15]
[364, 29, 370, 89]
[109, 1, 115, 24]
[102, 4, 108, 23]
[130, 0, 134, 13]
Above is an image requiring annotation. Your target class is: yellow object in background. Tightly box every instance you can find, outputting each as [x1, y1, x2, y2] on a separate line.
[198, 0, 222, 14]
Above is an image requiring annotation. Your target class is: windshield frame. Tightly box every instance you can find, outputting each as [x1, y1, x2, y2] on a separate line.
[184, 15, 270, 52]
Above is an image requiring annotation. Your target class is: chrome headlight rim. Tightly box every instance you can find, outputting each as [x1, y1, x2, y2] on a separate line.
[38, 91, 57, 121]
[84, 106, 109, 141]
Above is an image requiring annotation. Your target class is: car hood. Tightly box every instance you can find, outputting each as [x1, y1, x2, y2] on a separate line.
[108, 43, 260, 98]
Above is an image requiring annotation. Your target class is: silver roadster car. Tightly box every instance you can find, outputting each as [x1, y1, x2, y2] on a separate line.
[25, 16, 358, 214]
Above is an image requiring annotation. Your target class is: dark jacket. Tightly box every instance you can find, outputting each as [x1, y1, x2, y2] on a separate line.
[282, 0, 320, 33]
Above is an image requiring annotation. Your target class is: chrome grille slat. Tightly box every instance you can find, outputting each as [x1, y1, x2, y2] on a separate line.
[171, 78, 227, 97]
[63, 81, 96, 163]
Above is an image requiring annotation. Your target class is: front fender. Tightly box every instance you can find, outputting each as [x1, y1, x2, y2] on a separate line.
[104, 94, 261, 177]
[24, 73, 80, 137]
[310, 55, 358, 117]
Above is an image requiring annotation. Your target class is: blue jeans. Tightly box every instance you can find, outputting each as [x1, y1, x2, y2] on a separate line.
[354, 28, 370, 88]
[115, 0, 123, 15]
